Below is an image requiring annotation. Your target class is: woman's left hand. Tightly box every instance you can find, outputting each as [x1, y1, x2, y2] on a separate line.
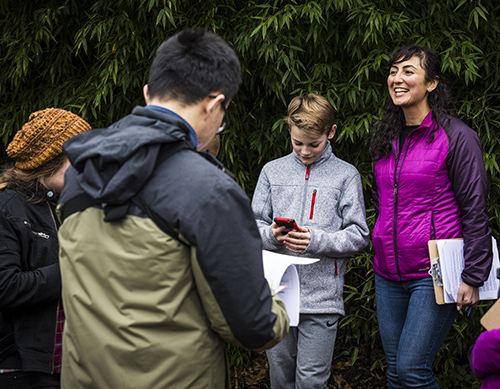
[456, 282, 479, 311]
[283, 227, 310, 254]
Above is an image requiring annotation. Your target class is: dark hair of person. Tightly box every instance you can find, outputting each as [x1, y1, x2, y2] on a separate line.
[0, 153, 67, 203]
[147, 29, 241, 107]
[369, 44, 454, 160]
[285, 93, 335, 137]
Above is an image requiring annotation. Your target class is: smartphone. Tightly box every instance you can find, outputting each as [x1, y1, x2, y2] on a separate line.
[274, 217, 300, 234]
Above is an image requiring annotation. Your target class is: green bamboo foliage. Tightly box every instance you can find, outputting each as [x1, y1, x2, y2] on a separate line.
[1, 1, 499, 386]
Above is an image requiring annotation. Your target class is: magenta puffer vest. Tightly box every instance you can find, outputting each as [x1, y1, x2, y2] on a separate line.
[372, 113, 463, 281]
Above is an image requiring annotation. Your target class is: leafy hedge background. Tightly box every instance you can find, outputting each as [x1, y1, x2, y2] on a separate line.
[1, 0, 499, 387]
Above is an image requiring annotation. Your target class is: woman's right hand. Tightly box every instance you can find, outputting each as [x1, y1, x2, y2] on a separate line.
[456, 282, 479, 311]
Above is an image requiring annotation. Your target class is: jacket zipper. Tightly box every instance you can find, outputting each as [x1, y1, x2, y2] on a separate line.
[298, 165, 311, 225]
[23, 221, 50, 239]
[309, 189, 317, 219]
[48, 202, 61, 373]
[431, 213, 436, 239]
[393, 134, 413, 281]
[304, 164, 337, 275]
[52, 302, 60, 373]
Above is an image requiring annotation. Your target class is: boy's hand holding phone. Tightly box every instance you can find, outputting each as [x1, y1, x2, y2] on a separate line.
[274, 217, 299, 235]
[272, 218, 310, 253]
[272, 217, 296, 243]
[283, 228, 311, 254]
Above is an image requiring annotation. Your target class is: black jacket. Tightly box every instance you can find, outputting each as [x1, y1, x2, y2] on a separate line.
[0, 186, 61, 372]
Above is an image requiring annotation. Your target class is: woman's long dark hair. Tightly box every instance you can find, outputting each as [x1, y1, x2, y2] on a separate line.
[369, 44, 454, 160]
[0, 153, 67, 203]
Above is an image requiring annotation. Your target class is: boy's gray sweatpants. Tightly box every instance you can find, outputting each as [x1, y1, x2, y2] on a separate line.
[266, 313, 340, 389]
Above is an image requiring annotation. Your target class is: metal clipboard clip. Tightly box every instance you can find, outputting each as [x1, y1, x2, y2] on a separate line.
[428, 256, 443, 287]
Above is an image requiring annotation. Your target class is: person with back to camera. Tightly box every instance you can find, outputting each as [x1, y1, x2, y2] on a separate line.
[370, 43, 492, 388]
[56, 28, 289, 389]
[0, 108, 90, 388]
[252, 93, 370, 388]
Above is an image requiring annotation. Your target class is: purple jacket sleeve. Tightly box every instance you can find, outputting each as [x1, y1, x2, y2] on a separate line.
[470, 328, 500, 380]
[445, 115, 492, 287]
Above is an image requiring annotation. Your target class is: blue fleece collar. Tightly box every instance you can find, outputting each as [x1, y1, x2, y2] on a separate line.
[145, 105, 198, 148]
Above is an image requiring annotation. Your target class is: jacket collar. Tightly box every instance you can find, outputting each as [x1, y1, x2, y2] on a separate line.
[7, 181, 59, 205]
[292, 140, 333, 167]
[418, 109, 434, 130]
[392, 110, 436, 151]
[145, 105, 198, 148]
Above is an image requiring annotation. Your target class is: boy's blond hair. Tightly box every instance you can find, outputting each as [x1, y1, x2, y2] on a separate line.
[285, 93, 335, 136]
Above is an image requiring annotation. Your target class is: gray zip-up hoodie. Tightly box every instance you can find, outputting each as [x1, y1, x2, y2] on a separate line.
[252, 142, 370, 315]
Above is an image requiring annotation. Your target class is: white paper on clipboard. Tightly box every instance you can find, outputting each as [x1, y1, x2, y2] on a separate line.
[436, 238, 500, 303]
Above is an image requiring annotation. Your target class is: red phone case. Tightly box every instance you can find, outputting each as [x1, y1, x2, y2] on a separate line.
[274, 217, 299, 230]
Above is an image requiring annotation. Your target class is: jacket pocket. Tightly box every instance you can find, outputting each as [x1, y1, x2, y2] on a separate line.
[307, 187, 341, 227]
[21, 220, 55, 269]
[23, 220, 50, 240]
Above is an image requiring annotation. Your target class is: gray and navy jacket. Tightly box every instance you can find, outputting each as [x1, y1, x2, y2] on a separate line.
[372, 110, 492, 286]
[57, 106, 289, 389]
[252, 143, 370, 316]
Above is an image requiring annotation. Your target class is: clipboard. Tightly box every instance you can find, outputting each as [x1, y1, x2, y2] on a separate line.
[428, 240, 446, 304]
[481, 299, 500, 330]
[428, 237, 499, 305]
[428, 238, 465, 305]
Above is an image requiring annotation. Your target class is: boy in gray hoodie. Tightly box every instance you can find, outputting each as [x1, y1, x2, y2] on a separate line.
[252, 93, 370, 388]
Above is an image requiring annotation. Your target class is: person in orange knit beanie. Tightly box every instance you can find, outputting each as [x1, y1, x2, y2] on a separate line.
[0, 108, 90, 388]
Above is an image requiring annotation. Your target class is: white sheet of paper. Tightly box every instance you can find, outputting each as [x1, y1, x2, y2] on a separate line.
[262, 250, 319, 326]
[437, 238, 499, 303]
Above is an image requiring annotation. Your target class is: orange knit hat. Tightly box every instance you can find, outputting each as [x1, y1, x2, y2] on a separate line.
[6, 108, 91, 170]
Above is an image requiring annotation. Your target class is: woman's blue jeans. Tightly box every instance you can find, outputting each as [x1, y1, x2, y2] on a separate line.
[375, 273, 458, 388]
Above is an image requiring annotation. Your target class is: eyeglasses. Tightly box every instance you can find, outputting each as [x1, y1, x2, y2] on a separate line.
[208, 95, 231, 134]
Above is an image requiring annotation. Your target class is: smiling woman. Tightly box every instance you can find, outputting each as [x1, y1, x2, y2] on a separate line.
[387, 55, 438, 125]
[369, 44, 492, 389]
